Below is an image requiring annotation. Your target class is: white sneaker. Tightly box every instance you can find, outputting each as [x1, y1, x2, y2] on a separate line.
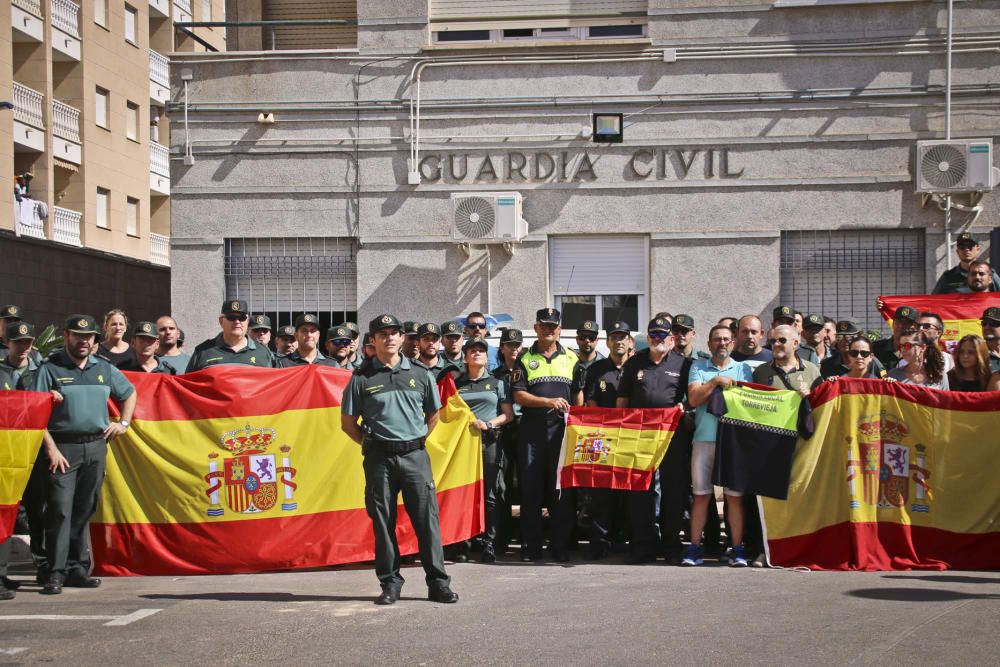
[752, 553, 766, 568]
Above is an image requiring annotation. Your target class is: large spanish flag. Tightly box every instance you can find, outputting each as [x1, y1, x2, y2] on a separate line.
[0, 390, 51, 542]
[880, 292, 1000, 352]
[557, 407, 682, 490]
[92, 365, 483, 576]
[761, 379, 1000, 571]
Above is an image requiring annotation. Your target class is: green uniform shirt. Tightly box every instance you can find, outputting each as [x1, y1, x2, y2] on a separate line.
[454, 370, 511, 423]
[344, 356, 441, 442]
[0, 355, 39, 390]
[751, 358, 824, 392]
[277, 350, 341, 368]
[441, 353, 466, 375]
[34, 349, 135, 436]
[186, 334, 276, 372]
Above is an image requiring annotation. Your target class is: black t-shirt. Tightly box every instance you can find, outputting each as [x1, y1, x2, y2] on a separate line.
[583, 357, 626, 408]
[100, 344, 135, 369]
[617, 350, 692, 408]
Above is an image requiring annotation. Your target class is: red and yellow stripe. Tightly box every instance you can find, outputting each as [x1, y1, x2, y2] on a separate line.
[0, 390, 52, 542]
[880, 292, 1000, 350]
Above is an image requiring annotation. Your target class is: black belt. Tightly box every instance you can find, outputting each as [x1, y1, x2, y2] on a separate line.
[53, 432, 104, 444]
[363, 437, 425, 455]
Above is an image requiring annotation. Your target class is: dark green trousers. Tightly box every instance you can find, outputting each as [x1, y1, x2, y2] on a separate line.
[363, 447, 450, 592]
[0, 539, 9, 577]
[23, 452, 49, 572]
[44, 438, 106, 577]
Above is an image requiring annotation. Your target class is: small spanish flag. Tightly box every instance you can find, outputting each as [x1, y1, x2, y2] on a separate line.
[557, 407, 682, 491]
[880, 292, 1000, 352]
[0, 390, 52, 542]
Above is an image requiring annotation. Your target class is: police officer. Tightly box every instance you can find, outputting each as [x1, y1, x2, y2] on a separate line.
[402, 321, 420, 359]
[492, 328, 523, 555]
[510, 308, 578, 562]
[0, 304, 42, 364]
[463, 312, 500, 372]
[451, 335, 514, 563]
[278, 314, 340, 368]
[797, 314, 825, 365]
[821, 320, 886, 378]
[617, 317, 693, 563]
[982, 307, 1000, 374]
[325, 325, 357, 369]
[583, 320, 633, 559]
[572, 320, 605, 406]
[187, 300, 277, 371]
[341, 314, 457, 605]
[337, 321, 364, 369]
[249, 314, 273, 348]
[872, 305, 919, 371]
[932, 232, 1000, 293]
[33, 315, 136, 594]
[413, 323, 448, 377]
[440, 321, 466, 373]
[274, 325, 297, 358]
[118, 322, 177, 374]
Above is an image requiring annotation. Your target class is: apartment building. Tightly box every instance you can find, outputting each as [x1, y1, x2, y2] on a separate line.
[1, 0, 224, 326]
[170, 1, 1000, 344]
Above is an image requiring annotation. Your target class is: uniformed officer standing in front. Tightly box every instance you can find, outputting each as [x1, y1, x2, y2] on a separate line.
[413, 323, 448, 377]
[440, 321, 466, 373]
[118, 322, 177, 374]
[341, 314, 458, 605]
[187, 300, 277, 372]
[277, 314, 340, 368]
[510, 308, 578, 562]
[33, 315, 136, 594]
[571, 320, 605, 406]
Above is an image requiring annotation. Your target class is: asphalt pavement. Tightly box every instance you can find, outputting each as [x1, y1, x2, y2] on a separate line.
[1, 552, 998, 665]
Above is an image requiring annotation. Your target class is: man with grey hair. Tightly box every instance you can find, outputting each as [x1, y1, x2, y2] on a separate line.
[753, 325, 822, 395]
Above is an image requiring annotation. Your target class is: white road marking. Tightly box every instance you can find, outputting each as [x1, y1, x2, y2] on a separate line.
[0, 608, 163, 627]
[103, 609, 163, 626]
[0, 648, 28, 655]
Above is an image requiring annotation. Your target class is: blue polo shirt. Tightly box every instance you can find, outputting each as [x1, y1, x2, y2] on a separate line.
[688, 358, 752, 442]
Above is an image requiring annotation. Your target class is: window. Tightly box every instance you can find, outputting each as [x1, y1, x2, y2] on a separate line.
[96, 188, 110, 229]
[549, 236, 648, 330]
[780, 229, 926, 331]
[126, 197, 139, 236]
[588, 25, 645, 39]
[200, 0, 212, 22]
[435, 30, 491, 43]
[126, 102, 139, 141]
[95, 87, 109, 129]
[124, 4, 137, 45]
[95, 0, 108, 27]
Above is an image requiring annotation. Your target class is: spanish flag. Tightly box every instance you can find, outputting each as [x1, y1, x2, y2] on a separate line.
[92, 366, 483, 576]
[761, 379, 1000, 571]
[880, 292, 1000, 352]
[557, 407, 682, 490]
[0, 391, 52, 542]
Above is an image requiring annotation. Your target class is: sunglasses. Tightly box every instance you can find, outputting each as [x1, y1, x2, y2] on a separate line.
[899, 342, 925, 353]
[647, 331, 669, 340]
[918, 323, 941, 331]
[467, 323, 487, 330]
[331, 338, 351, 346]
[225, 314, 248, 322]
[847, 350, 872, 358]
[768, 337, 790, 346]
[577, 334, 597, 342]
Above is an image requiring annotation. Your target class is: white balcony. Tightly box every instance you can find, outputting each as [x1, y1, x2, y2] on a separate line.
[173, 0, 192, 23]
[52, 206, 82, 247]
[12, 0, 44, 43]
[52, 99, 82, 164]
[150, 142, 171, 195]
[150, 50, 170, 105]
[13, 82, 45, 152]
[150, 233, 170, 266]
[14, 198, 46, 240]
[50, 0, 81, 61]
[149, 0, 169, 18]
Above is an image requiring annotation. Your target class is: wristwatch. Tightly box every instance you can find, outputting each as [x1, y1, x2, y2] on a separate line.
[119, 420, 130, 430]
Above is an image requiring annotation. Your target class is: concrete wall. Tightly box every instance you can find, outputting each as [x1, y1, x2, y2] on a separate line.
[169, 1, 1000, 344]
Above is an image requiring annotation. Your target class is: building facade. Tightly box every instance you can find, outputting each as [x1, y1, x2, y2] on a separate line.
[1, 0, 225, 326]
[170, 0, 1000, 345]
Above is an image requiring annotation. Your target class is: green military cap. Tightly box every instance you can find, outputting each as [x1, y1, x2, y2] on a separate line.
[417, 322, 442, 338]
[328, 325, 352, 341]
[772, 305, 795, 321]
[836, 319, 861, 335]
[672, 314, 695, 331]
[369, 313, 402, 334]
[294, 313, 319, 329]
[132, 321, 158, 339]
[222, 299, 249, 315]
[0, 304, 22, 320]
[982, 307, 1000, 325]
[463, 335, 489, 352]
[362, 333, 374, 345]
[863, 329, 883, 342]
[803, 313, 825, 330]
[5, 321, 35, 341]
[276, 325, 296, 339]
[64, 314, 100, 335]
[536, 307, 561, 325]
[647, 317, 670, 334]
[338, 321, 360, 339]
[577, 320, 599, 335]
[499, 328, 522, 344]
[250, 314, 272, 330]
[403, 321, 419, 337]
[894, 305, 919, 323]
[441, 321, 464, 336]
[956, 231, 979, 246]
[607, 320, 631, 336]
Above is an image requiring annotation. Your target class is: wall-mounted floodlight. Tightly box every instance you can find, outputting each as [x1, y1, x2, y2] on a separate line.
[592, 113, 623, 143]
[257, 112, 275, 124]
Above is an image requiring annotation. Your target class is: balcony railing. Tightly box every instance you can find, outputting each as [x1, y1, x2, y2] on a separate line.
[13, 82, 45, 130]
[51, 0, 80, 38]
[150, 233, 170, 266]
[174, 0, 192, 15]
[150, 50, 170, 88]
[150, 142, 170, 177]
[14, 198, 46, 240]
[52, 206, 83, 247]
[13, 0, 44, 18]
[52, 99, 81, 143]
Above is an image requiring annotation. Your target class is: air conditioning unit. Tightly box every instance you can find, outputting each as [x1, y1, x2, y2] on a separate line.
[450, 192, 528, 243]
[915, 139, 999, 194]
